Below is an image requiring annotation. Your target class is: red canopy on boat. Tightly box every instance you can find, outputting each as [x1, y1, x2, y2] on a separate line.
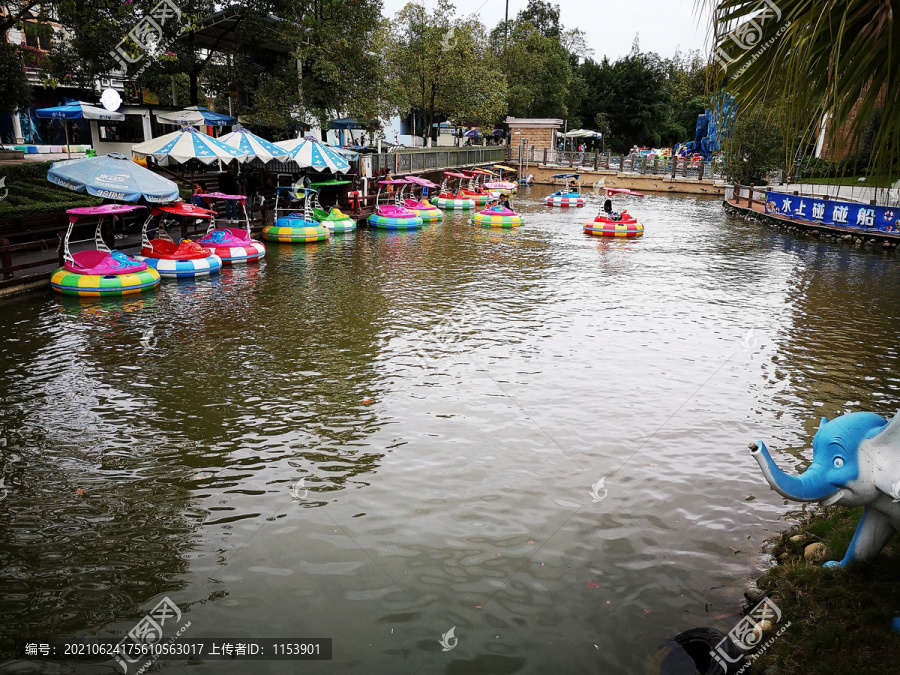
[444, 172, 468, 178]
[606, 188, 644, 197]
[151, 203, 217, 217]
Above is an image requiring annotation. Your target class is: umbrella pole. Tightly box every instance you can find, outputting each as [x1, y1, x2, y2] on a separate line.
[65, 123, 71, 160]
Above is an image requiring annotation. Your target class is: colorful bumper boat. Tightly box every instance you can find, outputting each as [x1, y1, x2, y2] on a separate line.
[460, 169, 498, 206]
[546, 174, 585, 206]
[583, 188, 645, 237]
[135, 204, 223, 278]
[435, 172, 476, 210]
[402, 176, 443, 223]
[196, 192, 267, 261]
[263, 184, 330, 243]
[368, 180, 425, 229]
[368, 204, 424, 229]
[51, 204, 161, 296]
[483, 165, 519, 196]
[309, 181, 356, 233]
[472, 204, 524, 228]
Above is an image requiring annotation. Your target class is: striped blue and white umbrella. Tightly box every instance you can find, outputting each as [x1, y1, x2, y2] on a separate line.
[156, 106, 236, 127]
[280, 137, 351, 173]
[218, 128, 290, 163]
[131, 126, 247, 166]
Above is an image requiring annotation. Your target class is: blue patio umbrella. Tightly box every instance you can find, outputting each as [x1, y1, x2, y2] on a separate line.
[47, 152, 180, 203]
[36, 102, 125, 159]
[156, 106, 237, 127]
[464, 128, 482, 137]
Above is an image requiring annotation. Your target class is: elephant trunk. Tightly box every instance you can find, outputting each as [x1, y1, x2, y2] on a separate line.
[750, 441, 837, 502]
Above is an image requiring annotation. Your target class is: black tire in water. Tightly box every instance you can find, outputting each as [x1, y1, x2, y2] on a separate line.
[645, 627, 748, 675]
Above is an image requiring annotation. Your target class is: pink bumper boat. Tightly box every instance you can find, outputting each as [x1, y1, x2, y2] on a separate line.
[51, 204, 161, 296]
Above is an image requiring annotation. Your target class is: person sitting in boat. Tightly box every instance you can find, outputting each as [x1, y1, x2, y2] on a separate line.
[603, 198, 622, 221]
[500, 196, 511, 210]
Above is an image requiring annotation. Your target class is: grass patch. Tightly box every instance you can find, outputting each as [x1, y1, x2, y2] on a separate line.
[0, 161, 101, 218]
[749, 507, 900, 674]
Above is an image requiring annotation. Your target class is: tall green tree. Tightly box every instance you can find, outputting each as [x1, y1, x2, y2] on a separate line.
[389, 1, 505, 144]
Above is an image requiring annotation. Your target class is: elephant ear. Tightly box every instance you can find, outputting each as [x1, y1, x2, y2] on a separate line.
[820, 417, 829, 429]
[867, 410, 900, 448]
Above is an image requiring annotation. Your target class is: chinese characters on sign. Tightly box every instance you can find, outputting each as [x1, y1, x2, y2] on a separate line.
[765, 194, 898, 233]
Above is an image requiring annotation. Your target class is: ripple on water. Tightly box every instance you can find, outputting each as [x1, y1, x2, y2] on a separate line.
[2, 193, 900, 670]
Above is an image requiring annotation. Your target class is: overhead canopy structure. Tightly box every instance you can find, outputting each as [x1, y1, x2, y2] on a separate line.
[47, 153, 180, 203]
[131, 126, 247, 166]
[36, 102, 126, 159]
[329, 118, 370, 130]
[36, 102, 125, 121]
[564, 129, 603, 139]
[217, 127, 290, 163]
[157, 106, 236, 128]
[286, 137, 351, 173]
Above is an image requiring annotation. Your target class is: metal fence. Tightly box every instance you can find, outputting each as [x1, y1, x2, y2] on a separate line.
[515, 147, 727, 182]
[370, 147, 508, 174]
[264, 147, 508, 178]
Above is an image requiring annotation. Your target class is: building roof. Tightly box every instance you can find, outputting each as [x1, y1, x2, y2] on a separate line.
[504, 117, 565, 129]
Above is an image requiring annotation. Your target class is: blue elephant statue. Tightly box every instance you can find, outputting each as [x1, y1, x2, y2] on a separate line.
[751, 411, 900, 632]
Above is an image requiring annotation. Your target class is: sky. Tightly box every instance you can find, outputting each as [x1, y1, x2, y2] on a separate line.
[380, 0, 712, 62]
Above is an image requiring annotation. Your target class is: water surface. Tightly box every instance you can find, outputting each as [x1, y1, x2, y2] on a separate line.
[2, 186, 900, 673]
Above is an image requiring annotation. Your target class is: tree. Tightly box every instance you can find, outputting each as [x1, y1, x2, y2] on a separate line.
[575, 52, 670, 152]
[388, 2, 504, 144]
[0, 43, 34, 115]
[497, 20, 572, 120]
[707, 0, 900, 179]
[723, 108, 784, 184]
[516, 0, 561, 39]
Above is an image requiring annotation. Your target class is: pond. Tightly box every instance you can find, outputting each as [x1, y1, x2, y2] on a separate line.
[2, 185, 899, 673]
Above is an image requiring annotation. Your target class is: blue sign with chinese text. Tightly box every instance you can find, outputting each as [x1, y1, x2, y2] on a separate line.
[764, 193, 899, 234]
